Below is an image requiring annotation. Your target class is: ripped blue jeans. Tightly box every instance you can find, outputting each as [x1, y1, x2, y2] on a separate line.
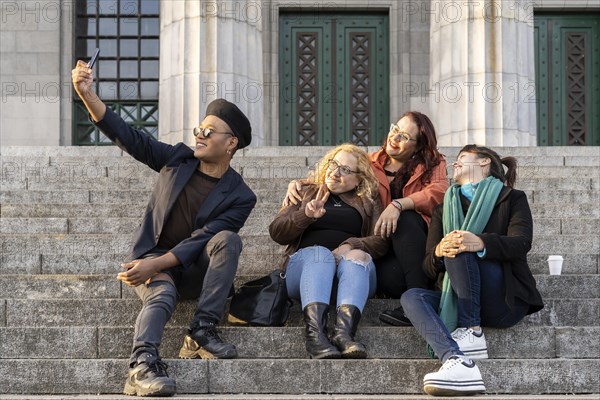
[285, 245, 377, 312]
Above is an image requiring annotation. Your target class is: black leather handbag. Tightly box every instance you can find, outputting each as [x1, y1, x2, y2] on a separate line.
[228, 269, 292, 326]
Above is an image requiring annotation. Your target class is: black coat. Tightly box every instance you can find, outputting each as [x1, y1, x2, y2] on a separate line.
[424, 186, 544, 315]
[95, 107, 257, 268]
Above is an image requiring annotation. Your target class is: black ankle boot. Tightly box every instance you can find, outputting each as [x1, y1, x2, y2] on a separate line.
[332, 304, 367, 359]
[303, 302, 341, 359]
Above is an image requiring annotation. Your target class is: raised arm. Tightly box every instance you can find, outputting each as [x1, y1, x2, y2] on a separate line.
[71, 60, 106, 122]
[71, 60, 176, 171]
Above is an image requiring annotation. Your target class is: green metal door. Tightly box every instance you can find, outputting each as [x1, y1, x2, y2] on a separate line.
[279, 13, 389, 146]
[534, 14, 600, 146]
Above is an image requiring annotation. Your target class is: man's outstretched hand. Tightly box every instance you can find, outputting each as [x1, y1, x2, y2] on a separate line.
[71, 60, 106, 121]
[71, 60, 94, 98]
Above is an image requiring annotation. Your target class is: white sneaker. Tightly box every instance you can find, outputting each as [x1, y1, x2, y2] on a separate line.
[423, 356, 486, 396]
[451, 327, 488, 359]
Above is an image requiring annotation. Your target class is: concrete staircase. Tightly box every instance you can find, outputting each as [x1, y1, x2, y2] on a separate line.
[0, 146, 598, 396]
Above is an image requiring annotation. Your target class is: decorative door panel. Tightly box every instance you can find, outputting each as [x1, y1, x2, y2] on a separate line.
[279, 21, 333, 145]
[280, 13, 389, 146]
[535, 14, 600, 146]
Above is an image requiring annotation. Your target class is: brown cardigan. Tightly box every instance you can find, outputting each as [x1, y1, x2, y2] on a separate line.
[269, 184, 390, 270]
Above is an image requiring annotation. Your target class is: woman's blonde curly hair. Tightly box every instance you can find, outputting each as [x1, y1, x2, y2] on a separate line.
[308, 143, 378, 202]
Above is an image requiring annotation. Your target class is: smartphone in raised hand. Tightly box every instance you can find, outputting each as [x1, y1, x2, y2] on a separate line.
[87, 48, 100, 69]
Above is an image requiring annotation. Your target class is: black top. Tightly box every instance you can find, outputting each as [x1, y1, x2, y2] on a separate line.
[298, 195, 362, 250]
[389, 171, 409, 199]
[157, 170, 220, 250]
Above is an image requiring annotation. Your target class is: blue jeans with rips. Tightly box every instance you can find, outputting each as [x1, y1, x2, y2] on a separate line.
[285, 245, 377, 312]
[401, 252, 529, 362]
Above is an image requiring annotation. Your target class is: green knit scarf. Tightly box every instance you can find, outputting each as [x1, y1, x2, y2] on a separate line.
[427, 176, 504, 358]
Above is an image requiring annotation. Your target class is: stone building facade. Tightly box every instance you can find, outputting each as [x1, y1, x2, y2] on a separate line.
[0, 0, 598, 147]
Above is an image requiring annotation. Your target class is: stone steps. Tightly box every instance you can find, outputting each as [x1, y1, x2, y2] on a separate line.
[2, 150, 599, 182]
[1, 234, 597, 258]
[1, 146, 597, 162]
[3, 201, 599, 219]
[2, 187, 599, 206]
[2, 188, 599, 205]
[2, 165, 599, 189]
[0, 326, 598, 360]
[1, 274, 597, 300]
[0, 358, 598, 395]
[1, 146, 599, 396]
[1, 216, 598, 236]
[1, 252, 597, 276]
[2, 202, 599, 222]
[2, 145, 598, 156]
[3, 175, 599, 193]
[2, 298, 598, 327]
[0, 147, 600, 162]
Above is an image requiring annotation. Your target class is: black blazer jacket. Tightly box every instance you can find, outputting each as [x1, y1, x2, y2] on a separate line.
[95, 107, 257, 268]
[424, 186, 544, 316]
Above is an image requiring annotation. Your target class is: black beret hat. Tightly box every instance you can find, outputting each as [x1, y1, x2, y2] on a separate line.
[205, 99, 252, 149]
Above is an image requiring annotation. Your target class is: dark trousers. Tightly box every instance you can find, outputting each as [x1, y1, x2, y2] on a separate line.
[375, 210, 430, 298]
[401, 252, 529, 362]
[129, 230, 241, 365]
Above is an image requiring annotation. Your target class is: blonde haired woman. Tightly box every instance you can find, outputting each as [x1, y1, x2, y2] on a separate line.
[269, 144, 389, 359]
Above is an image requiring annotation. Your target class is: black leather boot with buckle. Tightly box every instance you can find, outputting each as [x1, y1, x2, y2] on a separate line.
[332, 304, 367, 359]
[303, 302, 341, 359]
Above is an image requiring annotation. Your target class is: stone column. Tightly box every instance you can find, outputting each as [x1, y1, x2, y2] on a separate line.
[0, 0, 63, 146]
[429, 0, 536, 146]
[159, 0, 264, 146]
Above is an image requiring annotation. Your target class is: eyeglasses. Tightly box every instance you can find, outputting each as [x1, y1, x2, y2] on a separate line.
[193, 127, 234, 139]
[326, 159, 358, 176]
[388, 123, 417, 144]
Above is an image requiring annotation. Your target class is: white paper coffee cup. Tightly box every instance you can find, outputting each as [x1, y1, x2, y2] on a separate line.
[547, 255, 563, 275]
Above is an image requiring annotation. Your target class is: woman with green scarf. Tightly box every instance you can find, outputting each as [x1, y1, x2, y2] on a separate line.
[400, 145, 544, 396]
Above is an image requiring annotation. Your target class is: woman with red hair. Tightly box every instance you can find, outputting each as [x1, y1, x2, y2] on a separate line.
[369, 112, 448, 324]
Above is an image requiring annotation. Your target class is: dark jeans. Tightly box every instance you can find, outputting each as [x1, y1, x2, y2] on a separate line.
[375, 210, 430, 298]
[129, 230, 241, 365]
[400, 252, 529, 362]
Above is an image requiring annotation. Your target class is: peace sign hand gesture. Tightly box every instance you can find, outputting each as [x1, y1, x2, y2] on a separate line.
[305, 184, 330, 219]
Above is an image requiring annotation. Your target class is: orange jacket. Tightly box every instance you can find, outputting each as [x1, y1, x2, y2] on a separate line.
[369, 149, 448, 225]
